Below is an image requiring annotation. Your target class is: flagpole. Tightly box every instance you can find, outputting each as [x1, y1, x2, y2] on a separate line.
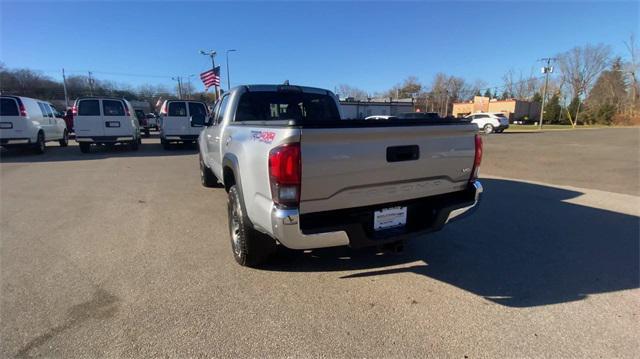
[200, 50, 219, 100]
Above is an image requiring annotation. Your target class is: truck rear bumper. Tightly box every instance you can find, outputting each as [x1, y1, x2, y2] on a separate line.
[270, 181, 483, 250]
[163, 135, 198, 141]
[1, 138, 31, 146]
[76, 136, 134, 143]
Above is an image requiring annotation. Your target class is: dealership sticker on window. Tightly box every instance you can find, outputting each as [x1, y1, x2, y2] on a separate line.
[250, 130, 276, 144]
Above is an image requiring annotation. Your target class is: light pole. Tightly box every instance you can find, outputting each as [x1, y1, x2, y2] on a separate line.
[199, 49, 218, 98]
[171, 76, 183, 99]
[226, 49, 236, 90]
[538, 57, 555, 130]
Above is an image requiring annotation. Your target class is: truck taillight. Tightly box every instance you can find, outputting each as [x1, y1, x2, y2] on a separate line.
[269, 143, 301, 207]
[123, 103, 130, 116]
[470, 134, 483, 182]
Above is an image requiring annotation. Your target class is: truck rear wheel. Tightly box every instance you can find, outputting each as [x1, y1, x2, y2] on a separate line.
[79, 142, 90, 153]
[227, 185, 276, 267]
[161, 138, 171, 150]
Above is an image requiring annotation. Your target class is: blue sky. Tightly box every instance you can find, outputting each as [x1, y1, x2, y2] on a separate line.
[1, 1, 638, 94]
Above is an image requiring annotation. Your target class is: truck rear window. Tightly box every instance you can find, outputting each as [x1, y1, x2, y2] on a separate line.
[188, 102, 207, 117]
[235, 92, 340, 122]
[168, 102, 187, 116]
[1, 98, 19, 116]
[78, 100, 100, 116]
[103, 100, 125, 116]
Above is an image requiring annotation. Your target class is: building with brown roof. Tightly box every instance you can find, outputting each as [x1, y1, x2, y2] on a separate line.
[452, 96, 540, 121]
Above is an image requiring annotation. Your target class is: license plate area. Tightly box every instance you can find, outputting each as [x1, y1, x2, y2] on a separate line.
[105, 121, 121, 128]
[373, 206, 407, 231]
[0, 122, 13, 129]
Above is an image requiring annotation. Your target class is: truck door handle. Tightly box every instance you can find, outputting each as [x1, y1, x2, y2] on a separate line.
[214, 136, 220, 141]
[387, 145, 420, 162]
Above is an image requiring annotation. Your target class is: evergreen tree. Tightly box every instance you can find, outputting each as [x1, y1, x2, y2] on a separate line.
[483, 89, 492, 98]
[543, 92, 562, 123]
[584, 57, 627, 124]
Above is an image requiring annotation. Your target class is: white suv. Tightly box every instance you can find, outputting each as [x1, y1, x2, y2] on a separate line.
[0, 95, 69, 153]
[158, 100, 208, 149]
[73, 97, 142, 153]
[465, 112, 510, 134]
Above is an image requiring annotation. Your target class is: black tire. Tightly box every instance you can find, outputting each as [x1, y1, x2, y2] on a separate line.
[228, 185, 276, 267]
[79, 142, 90, 153]
[483, 124, 494, 134]
[200, 154, 218, 187]
[131, 138, 139, 151]
[161, 138, 171, 150]
[34, 131, 45, 154]
[59, 130, 69, 147]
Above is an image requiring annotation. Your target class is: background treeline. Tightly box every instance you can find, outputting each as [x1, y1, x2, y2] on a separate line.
[0, 64, 216, 111]
[1, 37, 638, 125]
[337, 38, 639, 125]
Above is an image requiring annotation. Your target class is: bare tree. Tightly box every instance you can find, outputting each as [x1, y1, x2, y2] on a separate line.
[557, 43, 612, 100]
[335, 84, 368, 100]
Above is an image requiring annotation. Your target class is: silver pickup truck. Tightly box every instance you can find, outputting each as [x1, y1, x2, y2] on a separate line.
[194, 84, 483, 266]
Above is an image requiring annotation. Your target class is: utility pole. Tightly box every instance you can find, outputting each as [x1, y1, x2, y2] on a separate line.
[538, 57, 555, 130]
[226, 49, 236, 91]
[172, 77, 183, 99]
[62, 68, 69, 108]
[88, 71, 94, 96]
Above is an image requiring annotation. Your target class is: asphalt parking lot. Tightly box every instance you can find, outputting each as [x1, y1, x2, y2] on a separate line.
[1, 128, 638, 358]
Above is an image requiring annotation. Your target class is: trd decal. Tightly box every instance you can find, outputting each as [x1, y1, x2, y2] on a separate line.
[250, 130, 276, 144]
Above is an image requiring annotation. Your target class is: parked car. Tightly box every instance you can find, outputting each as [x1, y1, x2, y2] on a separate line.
[158, 100, 208, 149]
[0, 95, 69, 153]
[146, 113, 158, 130]
[465, 112, 509, 134]
[73, 97, 141, 153]
[364, 115, 398, 120]
[134, 109, 150, 136]
[398, 112, 440, 120]
[196, 84, 483, 266]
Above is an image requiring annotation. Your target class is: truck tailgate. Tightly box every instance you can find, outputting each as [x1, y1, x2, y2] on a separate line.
[299, 124, 476, 214]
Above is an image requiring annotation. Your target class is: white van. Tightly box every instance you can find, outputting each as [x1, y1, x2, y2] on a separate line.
[73, 97, 142, 153]
[158, 100, 208, 149]
[0, 95, 69, 153]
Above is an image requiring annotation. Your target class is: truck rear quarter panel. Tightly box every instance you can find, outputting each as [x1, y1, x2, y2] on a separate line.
[224, 124, 301, 233]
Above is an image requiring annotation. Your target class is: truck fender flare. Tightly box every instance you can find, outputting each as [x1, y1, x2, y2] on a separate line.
[222, 154, 243, 195]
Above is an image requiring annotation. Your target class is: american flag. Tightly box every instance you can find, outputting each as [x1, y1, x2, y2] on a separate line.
[200, 66, 220, 89]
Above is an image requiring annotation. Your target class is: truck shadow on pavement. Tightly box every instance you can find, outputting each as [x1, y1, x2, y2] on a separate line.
[266, 178, 639, 308]
[0, 142, 198, 163]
